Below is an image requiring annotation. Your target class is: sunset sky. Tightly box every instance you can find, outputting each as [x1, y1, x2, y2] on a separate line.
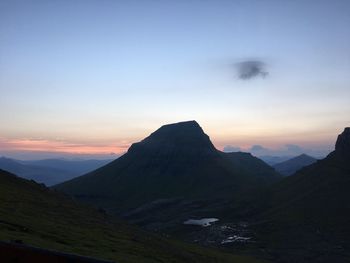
[1, 0, 349, 159]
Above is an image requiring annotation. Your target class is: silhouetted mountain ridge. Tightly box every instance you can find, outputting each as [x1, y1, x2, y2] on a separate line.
[128, 120, 217, 156]
[243, 127, 350, 262]
[273, 154, 317, 176]
[56, 121, 280, 220]
[334, 127, 350, 157]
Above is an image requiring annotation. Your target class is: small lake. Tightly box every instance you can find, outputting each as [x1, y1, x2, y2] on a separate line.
[183, 218, 219, 227]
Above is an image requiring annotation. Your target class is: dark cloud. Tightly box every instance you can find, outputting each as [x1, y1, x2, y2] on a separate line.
[223, 145, 241, 153]
[235, 60, 268, 80]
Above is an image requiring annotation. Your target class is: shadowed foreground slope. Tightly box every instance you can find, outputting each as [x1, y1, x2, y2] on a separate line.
[0, 241, 114, 263]
[247, 128, 350, 262]
[0, 169, 265, 263]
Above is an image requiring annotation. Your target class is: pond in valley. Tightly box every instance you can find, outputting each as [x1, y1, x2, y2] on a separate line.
[183, 218, 219, 227]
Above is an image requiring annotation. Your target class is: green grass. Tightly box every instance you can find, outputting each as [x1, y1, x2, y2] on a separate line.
[0, 169, 266, 263]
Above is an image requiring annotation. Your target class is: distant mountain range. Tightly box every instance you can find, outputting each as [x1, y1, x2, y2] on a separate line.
[0, 157, 112, 186]
[259, 155, 294, 165]
[55, 121, 280, 226]
[273, 153, 317, 176]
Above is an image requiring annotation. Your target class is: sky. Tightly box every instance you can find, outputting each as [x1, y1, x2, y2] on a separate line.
[1, 0, 349, 159]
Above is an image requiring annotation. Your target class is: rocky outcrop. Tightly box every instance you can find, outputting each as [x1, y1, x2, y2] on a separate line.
[335, 127, 350, 157]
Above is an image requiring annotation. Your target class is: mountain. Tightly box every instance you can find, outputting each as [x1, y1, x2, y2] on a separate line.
[0, 157, 75, 186]
[19, 158, 113, 175]
[0, 168, 264, 263]
[273, 154, 317, 176]
[259, 156, 294, 166]
[55, 121, 280, 226]
[0, 157, 112, 186]
[247, 128, 350, 262]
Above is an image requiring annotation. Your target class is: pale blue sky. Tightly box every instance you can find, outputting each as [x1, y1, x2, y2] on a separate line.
[0, 0, 349, 159]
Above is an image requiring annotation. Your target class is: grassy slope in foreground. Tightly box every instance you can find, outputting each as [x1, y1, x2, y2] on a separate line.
[0, 169, 265, 263]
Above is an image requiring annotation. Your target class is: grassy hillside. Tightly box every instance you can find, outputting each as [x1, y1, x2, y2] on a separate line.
[241, 129, 350, 262]
[257, 153, 350, 240]
[217, 129, 350, 262]
[0, 169, 266, 263]
[257, 130, 350, 238]
[248, 153, 350, 262]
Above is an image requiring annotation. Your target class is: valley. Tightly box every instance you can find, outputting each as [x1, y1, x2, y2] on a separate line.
[2, 2, 349, 262]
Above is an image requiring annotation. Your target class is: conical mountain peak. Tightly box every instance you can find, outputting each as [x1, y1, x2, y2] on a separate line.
[335, 127, 350, 156]
[128, 120, 217, 155]
[147, 120, 205, 140]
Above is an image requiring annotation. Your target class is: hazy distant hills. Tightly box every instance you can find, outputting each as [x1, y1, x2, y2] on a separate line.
[56, 121, 280, 222]
[19, 158, 113, 174]
[0, 169, 259, 263]
[0, 157, 112, 186]
[273, 154, 317, 176]
[259, 156, 294, 165]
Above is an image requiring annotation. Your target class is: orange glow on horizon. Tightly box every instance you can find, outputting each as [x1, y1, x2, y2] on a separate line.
[0, 137, 130, 155]
[0, 134, 334, 156]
